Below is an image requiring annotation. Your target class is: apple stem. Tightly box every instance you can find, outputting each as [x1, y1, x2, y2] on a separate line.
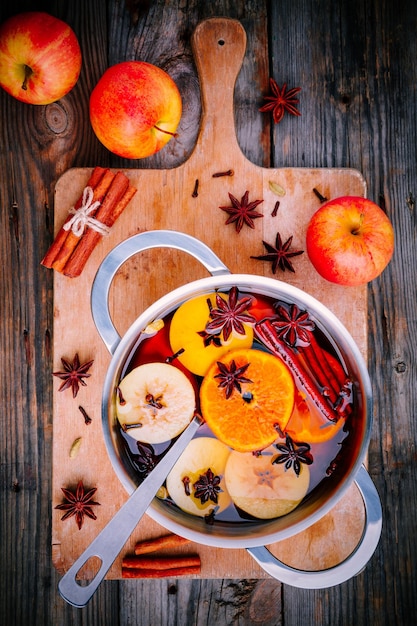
[351, 212, 365, 235]
[22, 65, 33, 91]
[154, 125, 178, 138]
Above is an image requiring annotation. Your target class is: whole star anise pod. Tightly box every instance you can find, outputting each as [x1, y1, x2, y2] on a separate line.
[214, 359, 253, 399]
[259, 78, 301, 124]
[132, 442, 159, 477]
[219, 190, 263, 233]
[53, 353, 94, 398]
[193, 468, 222, 504]
[272, 303, 315, 347]
[251, 232, 304, 273]
[205, 286, 256, 341]
[55, 480, 100, 530]
[272, 435, 313, 477]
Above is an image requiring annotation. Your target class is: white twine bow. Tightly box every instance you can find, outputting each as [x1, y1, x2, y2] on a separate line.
[63, 186, 111, 238]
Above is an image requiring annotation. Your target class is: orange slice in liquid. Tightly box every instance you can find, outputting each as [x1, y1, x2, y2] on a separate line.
[200, 348, 295, 453]
[285, 389, 346, 444]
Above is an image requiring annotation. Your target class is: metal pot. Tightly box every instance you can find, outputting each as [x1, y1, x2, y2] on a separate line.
[91, 230, 382, 588]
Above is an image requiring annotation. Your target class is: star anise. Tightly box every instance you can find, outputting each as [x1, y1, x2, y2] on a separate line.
[272, 435, 313, 477]
[53, 353, 94, 398]
[193, 468, 222, 504]
[251, 232, 304, 273]
[214, 359, 252, 399]
[272, 303, 315, 347]
[197, 329, 222, 347]
[259, 78, 301, 124]
[205, 287, 256, 341]
[55, 480, 100, 530]
[132, 442, 159, 477]
[219, 190, 263, 233]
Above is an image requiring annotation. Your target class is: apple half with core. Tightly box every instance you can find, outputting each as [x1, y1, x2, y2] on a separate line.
[306, 196, 394, 286]
[89, 60, 182, 159]
[0, 12, 82, 105]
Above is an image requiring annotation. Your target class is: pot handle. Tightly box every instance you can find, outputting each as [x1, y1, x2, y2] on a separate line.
[247, 464, 382, 589]
[91, 230, 230, 354]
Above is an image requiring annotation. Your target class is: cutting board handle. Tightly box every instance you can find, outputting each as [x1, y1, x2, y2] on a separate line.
[191, 17, 247, 156]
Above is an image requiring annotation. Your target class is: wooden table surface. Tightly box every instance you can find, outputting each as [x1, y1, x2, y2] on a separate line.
[0, 1, 415, 625]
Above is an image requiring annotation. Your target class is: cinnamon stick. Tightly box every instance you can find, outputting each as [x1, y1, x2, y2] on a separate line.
[134, 534, 191, 555]
[63, 173, 136, 278]
[122, 534, 200, 578]
[255, 319, 341, 423]
[122, 555, 201, 570]
[121, 564, 201, 579]
[41, 166, 110, 269]
[51, 169, 116, 272]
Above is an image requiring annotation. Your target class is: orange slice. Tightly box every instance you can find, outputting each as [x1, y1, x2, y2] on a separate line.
[285, 390, 346, 444]
[200, 349, 295, 453]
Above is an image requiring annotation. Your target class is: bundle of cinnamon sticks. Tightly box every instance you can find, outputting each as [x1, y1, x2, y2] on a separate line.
[41, 166, 137, 278]
[122, 533, 201, 579]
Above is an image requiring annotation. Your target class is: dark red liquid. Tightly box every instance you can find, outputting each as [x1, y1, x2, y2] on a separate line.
[117, 289, 360, 524]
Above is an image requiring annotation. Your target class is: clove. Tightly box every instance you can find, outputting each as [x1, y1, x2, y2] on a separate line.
[78, 405, 92, 425]
[312, 187, 328, 203]
[212, 169, 234, 178]
[166, 347, 185, 363]
[271, 201, 280, 217]
[122, 422, 143, 432]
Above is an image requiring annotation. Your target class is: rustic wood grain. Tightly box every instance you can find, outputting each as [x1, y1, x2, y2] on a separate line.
[0, 0, 416, 625]
[50, 12, 367, 574]
[268, 2, 417, 626]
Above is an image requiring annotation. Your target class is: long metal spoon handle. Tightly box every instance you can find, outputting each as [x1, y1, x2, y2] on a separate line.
[58, 414, 203, 608]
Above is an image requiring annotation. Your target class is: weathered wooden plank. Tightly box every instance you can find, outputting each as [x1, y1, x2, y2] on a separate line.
[0, 1, 115, 625]
[1, 0, 416, 624]
[268, 1, 417, 625]
[120, 577, 283, 625]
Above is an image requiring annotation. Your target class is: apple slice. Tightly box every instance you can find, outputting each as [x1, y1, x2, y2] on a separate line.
[225, 446, 310, 519]
[169, 293, 254, 376]
[116, 362, 195, 443]
[166, 437, 231, 517]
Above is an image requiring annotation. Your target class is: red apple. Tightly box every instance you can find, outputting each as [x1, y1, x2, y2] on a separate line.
[0, 12, 82, 105]
[306, 196, 394, 286]
[89, 60, 182, 159]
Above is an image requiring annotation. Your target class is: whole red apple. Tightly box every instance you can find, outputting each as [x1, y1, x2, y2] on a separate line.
[89, 60, 182, 159]
[306, 196, 394, 286]
[0, 12, 81, 105]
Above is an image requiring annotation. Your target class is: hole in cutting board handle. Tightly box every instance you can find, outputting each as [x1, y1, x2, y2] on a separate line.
[218, 38, 225, 46]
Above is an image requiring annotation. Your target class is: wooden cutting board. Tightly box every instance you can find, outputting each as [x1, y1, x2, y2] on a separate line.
[51, 17, 368, 580]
